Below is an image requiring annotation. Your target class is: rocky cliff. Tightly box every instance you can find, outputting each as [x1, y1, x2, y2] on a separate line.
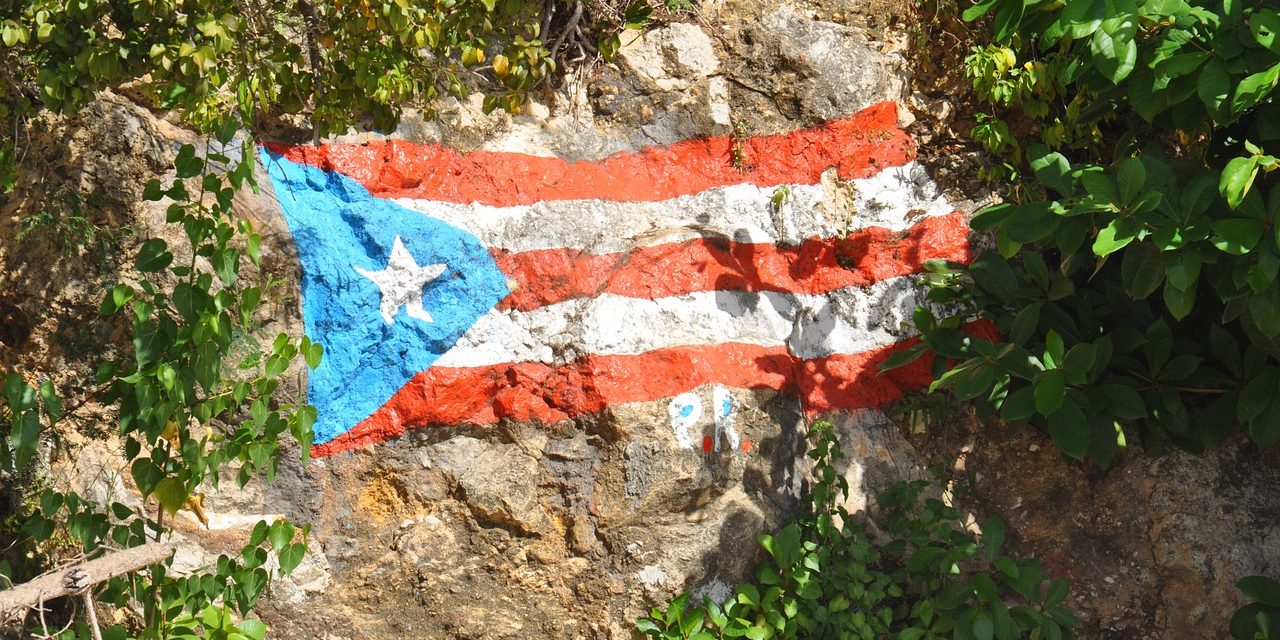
[2, 1, 1279, 639]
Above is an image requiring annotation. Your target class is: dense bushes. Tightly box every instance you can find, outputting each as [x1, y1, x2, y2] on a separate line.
[890, 0, 1280, 465]
[637, 422, 1076, 640]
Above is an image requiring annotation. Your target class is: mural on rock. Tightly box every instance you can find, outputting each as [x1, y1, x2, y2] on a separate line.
[262, 101, 972, 456]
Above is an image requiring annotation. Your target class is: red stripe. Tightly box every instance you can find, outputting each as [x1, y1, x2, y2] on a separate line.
[313, 339, 938, 456]
[266, 102, 913, 207]
[494, 212, 970, 311]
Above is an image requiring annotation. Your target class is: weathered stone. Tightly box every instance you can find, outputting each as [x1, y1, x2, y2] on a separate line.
[428, 437, 551, 536]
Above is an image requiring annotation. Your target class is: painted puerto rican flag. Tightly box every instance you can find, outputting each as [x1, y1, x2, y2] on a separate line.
[261, 102, 970, 457]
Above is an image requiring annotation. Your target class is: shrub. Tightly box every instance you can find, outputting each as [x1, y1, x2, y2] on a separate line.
[889, 0, 1280, 465]
[637, 421, 1076, 640]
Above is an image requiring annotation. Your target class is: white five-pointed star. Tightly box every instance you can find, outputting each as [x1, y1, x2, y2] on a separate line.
[355, 236, 447, 324]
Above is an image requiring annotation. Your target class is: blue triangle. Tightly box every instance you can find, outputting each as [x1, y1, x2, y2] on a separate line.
[261, 150, 510, 444]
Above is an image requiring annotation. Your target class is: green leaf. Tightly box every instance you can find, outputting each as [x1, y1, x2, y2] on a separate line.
[1163, 280, 1196, 320]
[973, 611, 994, 640]
[38, 380, 61, 423]
[154, 477, 188, 515]
[304, 342, 324, 369]
[1253, 9, 1280, 52]
[1048, 400, 1088, 460]
[1116, 158, 1145, 204]
[1080, 170, 1119, 203]
[962, 0, 999, 21]
[1091, 15, 1138, 84]
[1093, 217, 1141, 256]
[1060, 0, 1104, 39]
[1238, 368, 1278, 422]
[1028, 145, 1072, 195]
[992, 0, 1025, 42]
[1002, 387, 1037, 421]
[623, 0, 653, 29]
[1221, 155, 1262, 209]
[1232, 63, 1280, 114]
[1238, 576, 1280, 607]
[1043, 577, 1071, 608]
[982, 515, 1006, 558]
[135, 238, 174, 272]
[1098, 384, 1146, 419]
[1034, 370, 1066, 415]
[1211, 219, 1265, 254]
[1197, 58, 1230, 115]
[131, 459, 165, 497]
[236, 620, 267, 640]
[1121, 241, 1163, 298]
[174, 144, 204, 179]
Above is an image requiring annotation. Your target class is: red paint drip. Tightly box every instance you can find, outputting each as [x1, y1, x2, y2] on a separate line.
[311, 321, 997, 457]
[266, 102, 913, 207]
[702, 435, 714, 453]
[493, 212, 970, 312]
[741, 439, 752, 454]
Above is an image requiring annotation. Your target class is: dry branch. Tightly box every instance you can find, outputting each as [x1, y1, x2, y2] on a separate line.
[0, 543, 174, 615]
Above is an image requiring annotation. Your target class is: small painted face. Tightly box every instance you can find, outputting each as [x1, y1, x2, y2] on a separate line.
[668, 392, 703, 450]
[713, 386, 740, 452]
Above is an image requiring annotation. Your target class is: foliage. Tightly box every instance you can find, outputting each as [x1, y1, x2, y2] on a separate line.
[1, 135, 318, 638]
[1234, 576, 1280, 640]
[637, 421, 1075, 640]
[887, 0, 1280, 465]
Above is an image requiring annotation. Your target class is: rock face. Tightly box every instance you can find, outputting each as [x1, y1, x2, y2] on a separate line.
[2, 1, 1278, 639]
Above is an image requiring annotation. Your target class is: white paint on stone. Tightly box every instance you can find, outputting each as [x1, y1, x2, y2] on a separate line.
[394, 161, 953, 254]
[354, 235, 447, 324]
[708, 77, 732, 127]
[713, 386, 739, 453]
[668, 392, 703, 450]
[434, 276, 925, 367]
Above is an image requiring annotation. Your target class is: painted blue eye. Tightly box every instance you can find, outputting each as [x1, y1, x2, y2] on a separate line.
[680, 404, 695, 417]
[721, 399, 731, 416]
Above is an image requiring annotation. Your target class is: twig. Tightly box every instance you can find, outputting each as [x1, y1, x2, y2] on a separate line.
[0, 543, 175, 615]
[549, 0, 584, 63]
[82, 590, 102, 640]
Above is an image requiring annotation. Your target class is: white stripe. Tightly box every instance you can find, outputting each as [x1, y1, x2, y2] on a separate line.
[393, 162, 952, 254]
[434, 276, 925, 367]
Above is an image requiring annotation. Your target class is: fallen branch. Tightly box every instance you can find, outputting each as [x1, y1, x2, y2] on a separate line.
[0, 543, 175, 616]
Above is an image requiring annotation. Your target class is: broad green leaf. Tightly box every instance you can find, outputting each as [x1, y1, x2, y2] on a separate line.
[1098, 384, 1146, 419]
[1221, 155, 1262, 209]
[973, 611, 994, 640]
[1091, 15, 1138, 84]
[1237, 576, 1280, 606]
[1211, 218, 1264, 254]
[1121, 241, 1163, 298]
[38, 380, 61, 423]
[1163, 280, 1196, 320]
[1238, 368, 1278, 422]
[993, 0, 1025, 42]
[1197, 58, 1229, 115]
[1080, 170, 1119, 203]
[1116, 157, 1145, 203]
[1034, 370, 1066, 415]
[982, 515, 1006, 557]
[154, 477, 188, 515]
[1060, 0, 1104, 39]
[135, 238, 174, 272]
[1252, 9, 1280, 52]
[1048, 400, 1088, 460]
[962, 0, 999, 21]
[1001, 386, 1037, 421]
[1028, 145, 1073, 195]
[1093, 217, 1142, 256]
[1232, 63, 1280, 114]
